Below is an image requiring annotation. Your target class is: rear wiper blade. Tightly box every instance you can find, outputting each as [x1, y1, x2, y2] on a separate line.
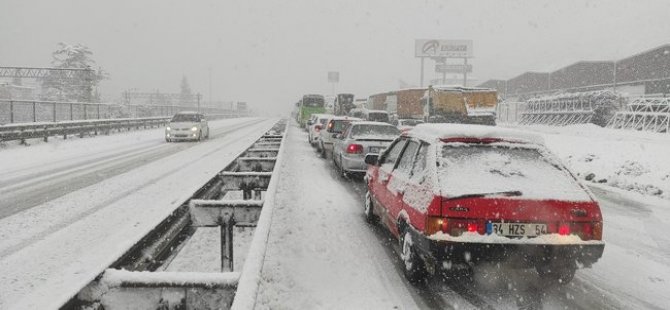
[445, 190, 523, 201]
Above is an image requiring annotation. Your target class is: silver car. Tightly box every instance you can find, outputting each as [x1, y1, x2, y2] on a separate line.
[317, 116, 361, 158]
[165, 111, 210, 142]
[332, 121, 400, 176]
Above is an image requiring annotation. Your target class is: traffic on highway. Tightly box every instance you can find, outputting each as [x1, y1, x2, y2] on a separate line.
[1, 1, 670, 309]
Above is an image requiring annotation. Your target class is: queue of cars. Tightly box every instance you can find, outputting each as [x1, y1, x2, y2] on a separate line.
[303, 114, 605, 286]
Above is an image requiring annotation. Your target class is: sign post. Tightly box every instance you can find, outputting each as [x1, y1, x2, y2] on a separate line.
[415, 39, 473, 86]
[327, 71, 339, 96]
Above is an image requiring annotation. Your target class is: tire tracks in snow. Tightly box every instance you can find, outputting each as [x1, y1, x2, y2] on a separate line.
[0, 118, 268, 260]
[0, 119, 260, 219]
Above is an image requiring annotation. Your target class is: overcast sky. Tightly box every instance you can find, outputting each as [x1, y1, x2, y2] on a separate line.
[2, 0, 669, 115]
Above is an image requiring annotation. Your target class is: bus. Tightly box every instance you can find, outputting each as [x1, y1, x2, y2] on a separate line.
[297, 94, 326, 127]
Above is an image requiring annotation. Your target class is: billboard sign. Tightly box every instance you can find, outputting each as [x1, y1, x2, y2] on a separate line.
[435, 63, 473, 73]
[415, 39, 473, 58]
[327, 71, 340, 83]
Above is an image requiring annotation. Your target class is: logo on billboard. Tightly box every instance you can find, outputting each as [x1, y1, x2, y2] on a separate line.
[415, 39, 473, 58]
[422, 40, 440, 55]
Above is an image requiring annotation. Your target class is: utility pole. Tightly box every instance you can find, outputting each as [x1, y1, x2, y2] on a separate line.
[208, 67, 212, 104]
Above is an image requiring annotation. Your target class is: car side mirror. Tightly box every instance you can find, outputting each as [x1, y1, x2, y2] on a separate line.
[332, 133, 339, 138]
[364, 153, 379, 165]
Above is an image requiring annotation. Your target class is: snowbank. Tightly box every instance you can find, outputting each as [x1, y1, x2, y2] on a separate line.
[504, 123, 670, 201]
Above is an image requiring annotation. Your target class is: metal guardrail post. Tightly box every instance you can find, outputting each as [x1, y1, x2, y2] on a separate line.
[33, 101, 37, 122]
[70, 103, 73, 120]
[97, 105, 100, 119]
[84, 104, 87, 120]
[10, 100, 14, 123]
[53, 102, 57, 122]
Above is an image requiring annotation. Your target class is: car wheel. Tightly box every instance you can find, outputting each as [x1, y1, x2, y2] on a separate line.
[364, 190, 377, 224]
[400, 229, 427, 283]
[197, 131, 202, 141]
[536, 262, 576, 285]
[320, 144, 327, 159]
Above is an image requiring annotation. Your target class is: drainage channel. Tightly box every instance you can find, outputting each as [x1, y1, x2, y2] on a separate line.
[66, 119, 287, 310]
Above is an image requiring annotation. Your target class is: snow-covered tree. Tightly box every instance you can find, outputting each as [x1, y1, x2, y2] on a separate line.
[41, 43, 106, 102]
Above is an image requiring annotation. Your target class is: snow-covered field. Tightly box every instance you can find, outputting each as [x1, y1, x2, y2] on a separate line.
[0, 118, 277, 309]
[505, 124, 670, 201]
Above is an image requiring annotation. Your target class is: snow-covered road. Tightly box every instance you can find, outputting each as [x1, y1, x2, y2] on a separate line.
[258, 124, 670, 310]
[0, 117, 278, 309]
[0, 117, 263, 218]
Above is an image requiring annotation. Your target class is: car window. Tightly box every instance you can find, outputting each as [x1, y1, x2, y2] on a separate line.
[410, 143, 429, 182]
[341, 123, 352, 138]
[350, 124, 400, 139]
[171, 114, 199, 122]
[380, 137, 407, 169]
[328, 120, 350, 133]
[395, 140, 419, 176]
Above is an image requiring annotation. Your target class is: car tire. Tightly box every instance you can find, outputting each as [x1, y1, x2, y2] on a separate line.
[400, 229, 427, 283]
[364, 190, 378, 224]
[536, 262, 576, 285]
[197, 131, 202, 142]
[320, 144, 327, 159]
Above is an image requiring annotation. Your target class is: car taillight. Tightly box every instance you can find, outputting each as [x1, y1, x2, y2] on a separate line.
[570, 221, 602, 241]
[593, 221, 603, 240]
[425, 217, 484, 236]
[315, 124, 322, 132]
[558, 224, 571, 236]
[425, 216, 447, 236]
[327, 122, 334, 131]
[346, 144, 364, 154]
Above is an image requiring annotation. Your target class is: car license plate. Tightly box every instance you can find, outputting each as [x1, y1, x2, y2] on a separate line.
[490, 223, 547, 237]
[368, 147, 382, 153]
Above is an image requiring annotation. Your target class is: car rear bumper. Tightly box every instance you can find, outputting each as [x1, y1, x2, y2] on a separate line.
[341, 154, 367, 172]
[411, 229, 604, 269]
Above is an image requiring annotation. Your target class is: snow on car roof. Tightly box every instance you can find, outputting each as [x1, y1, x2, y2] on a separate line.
[350, 121, 395, 126]
[327, 116, 362, 121]
[409, 124, 544, 145]
[174, 111, 199, 114]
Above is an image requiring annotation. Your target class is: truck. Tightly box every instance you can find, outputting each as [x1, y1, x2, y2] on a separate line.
[368, 88, 426, 120]
[333, 93, 355, 116]
[422, 85, 498, 125]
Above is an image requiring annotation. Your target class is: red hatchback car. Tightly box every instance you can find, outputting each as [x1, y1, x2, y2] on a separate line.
[363, 124, 604, 284]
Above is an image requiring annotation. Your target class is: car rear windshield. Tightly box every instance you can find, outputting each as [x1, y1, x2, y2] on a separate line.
[351, 124, 400, 139]
[171, 114, 200, 122]
[368, 112, 389, 122]
[328, 120, 351, 132]
[401, 119, 423, 126]
[438, 144, 591, 201]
